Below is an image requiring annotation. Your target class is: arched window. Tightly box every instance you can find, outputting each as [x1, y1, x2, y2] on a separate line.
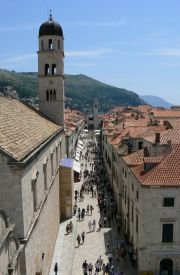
[160, 258, 173, 275]
[50, 90, 53, 101]
[53, 90, 56, 100]
[58, 40, 60, 49]
[52, 64, 57, 75]
[45, 64, 50, 75]
[46, 90, 49, 101]
[49, 39, 53, 50]
[41, 40, 44, 50]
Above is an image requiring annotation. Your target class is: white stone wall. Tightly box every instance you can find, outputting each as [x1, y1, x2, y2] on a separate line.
[21, 133, 64, 236]
[0, 131, 66, 274]
[0, 155, 24, 237]
[139, 187, 180, 274]
[23, 172, 60, 275]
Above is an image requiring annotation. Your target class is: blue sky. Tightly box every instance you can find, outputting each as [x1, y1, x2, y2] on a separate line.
[0, 0, 180, 104]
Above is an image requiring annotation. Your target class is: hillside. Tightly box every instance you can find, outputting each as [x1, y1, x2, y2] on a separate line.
[0, 69, 144, 113]
[140, 95, 172, 108]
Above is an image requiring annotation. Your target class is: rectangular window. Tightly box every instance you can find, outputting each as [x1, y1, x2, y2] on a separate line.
[163, 198, 174, 207]
[136, 190, 139, 200]
[162, 224, 173, 243]
[132, 183, 134, 192]
[43, 157, 48, 190]
[31, 170, 39, 212]
[131, 203, 134, 223]
[136, 215, 138, 233]
[32, 180, 38, 212]
[51, 152, 54, 176]
[56, 146, 58, 166]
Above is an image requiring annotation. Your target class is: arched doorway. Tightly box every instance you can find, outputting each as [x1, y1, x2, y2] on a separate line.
[160, 258, 173, 275]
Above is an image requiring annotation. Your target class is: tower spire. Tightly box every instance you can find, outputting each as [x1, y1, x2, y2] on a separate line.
[49, 10, 53, 21]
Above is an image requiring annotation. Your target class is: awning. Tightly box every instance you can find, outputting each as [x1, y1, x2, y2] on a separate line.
[77, 143, 83, 150]
[74, 154, 80, 162]
[78, 140, 83, 145]
[76, 152, 80, 158]
[73, 160, 81, 173]
[76, 148, 81, 154]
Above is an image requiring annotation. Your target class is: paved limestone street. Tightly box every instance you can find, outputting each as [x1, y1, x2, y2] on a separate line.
[49, 131, 137, 275]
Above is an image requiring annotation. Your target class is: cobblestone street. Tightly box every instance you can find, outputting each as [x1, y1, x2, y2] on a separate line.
[49, 132, 137, 275]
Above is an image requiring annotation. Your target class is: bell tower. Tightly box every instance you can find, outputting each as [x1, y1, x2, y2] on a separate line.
[93, 98, 99, 129]
[38, 12, 64, 126]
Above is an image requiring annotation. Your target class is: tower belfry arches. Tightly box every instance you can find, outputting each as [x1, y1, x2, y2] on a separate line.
[38, 14, 64, 126]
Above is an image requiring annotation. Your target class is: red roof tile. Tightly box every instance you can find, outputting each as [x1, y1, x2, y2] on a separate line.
[131, 145, 180, 187]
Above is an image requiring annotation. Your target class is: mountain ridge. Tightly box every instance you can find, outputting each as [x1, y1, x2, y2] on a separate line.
[0, 69, 144, 113]
[140, 95, 173, 108]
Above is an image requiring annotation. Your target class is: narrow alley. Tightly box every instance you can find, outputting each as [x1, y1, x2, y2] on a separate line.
[49, 131, 137, 275]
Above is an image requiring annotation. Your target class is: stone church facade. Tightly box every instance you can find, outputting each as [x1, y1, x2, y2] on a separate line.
[0, 15, 66, 274]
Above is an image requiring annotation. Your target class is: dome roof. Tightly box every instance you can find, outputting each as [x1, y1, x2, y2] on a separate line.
[39, 15, 63, 37]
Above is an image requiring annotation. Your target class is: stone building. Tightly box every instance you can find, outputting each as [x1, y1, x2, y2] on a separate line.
[93, 98, 100, 129]
[0, 209, 22, 275]
[0, 15, 67, 274]
[102, 107, 180, 275]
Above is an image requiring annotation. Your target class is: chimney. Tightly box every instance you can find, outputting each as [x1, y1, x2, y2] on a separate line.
[143, 147, 149, 157]
[155, 132, 160, 143]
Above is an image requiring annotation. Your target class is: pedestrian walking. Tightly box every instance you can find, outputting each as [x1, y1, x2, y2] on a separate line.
[78, 211, 81, 221]
[54, 262, 58, 275]
[81, 211, 84, 221]
[95, 261, 101, 273]
[82, 231, 85, 243]
[102, 263, 106, 275]
[86, 204, 90, 215]
[105, 263, 110, 274]
[90, 204, 94, 215]
[97, 255, 103, 267]
[92, 219, 96, 231]
[88, 220, 92, 232]
[98, 218, 102, 231]
[88, 263, 93, 275]
[77, 234, 81, 246]
[82, 260, 88, 271]
[108, 252, 113, 263]
[90, 185, 94, 197]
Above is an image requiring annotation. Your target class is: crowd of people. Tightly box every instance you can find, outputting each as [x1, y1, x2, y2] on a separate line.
[59, 130, 136, 275]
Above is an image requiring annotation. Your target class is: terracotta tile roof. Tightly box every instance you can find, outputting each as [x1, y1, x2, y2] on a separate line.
[0, 96, 61, 161]
[131, 145, 180, 186]
[160, 129, 180, 144]
[154, 109, 180, 118]
[137, 105, 152, 113]
[123, 150, 144, 166]
[167, 118, 180, 129]
[144, 129, 180, 145]
[143, 156, 164, 163]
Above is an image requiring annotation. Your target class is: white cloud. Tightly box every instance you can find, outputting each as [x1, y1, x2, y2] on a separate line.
[76, 20, 125, 27]
[66, 62, 97, 67]
[65, 48, 113, 57]
[151, 48, 180, 57]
